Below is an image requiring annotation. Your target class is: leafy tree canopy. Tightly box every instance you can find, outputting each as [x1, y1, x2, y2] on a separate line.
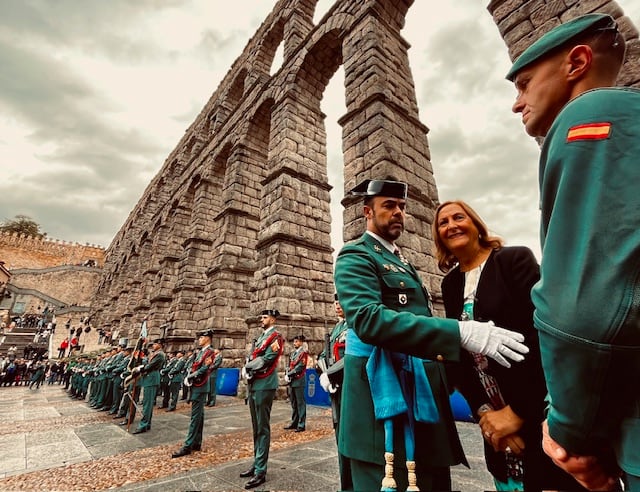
[0, 215, 46, 238]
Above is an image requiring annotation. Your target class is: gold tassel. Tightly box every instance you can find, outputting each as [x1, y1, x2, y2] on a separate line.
[381, 452, 397, 491]
[406, 460, 419, 491]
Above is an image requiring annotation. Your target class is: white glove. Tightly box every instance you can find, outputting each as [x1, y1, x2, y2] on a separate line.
[458, 320, 529, 368]
[284, 374, 291, 383]
[319, 372, 331, 392]
[132, 364, 144, 376]
[328, 383, 338, 394]
[241, 366, 249, 380]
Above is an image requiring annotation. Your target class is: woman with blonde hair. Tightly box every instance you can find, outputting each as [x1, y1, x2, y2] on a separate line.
[433, 200, 586, 491]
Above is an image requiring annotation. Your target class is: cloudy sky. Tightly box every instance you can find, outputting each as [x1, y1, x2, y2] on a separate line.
[1, 1, 638, 261]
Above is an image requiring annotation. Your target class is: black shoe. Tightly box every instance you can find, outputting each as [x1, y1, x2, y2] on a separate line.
[192, 444, 201, 451]
[245, 473, 266, 489]
[283, 424, 296, 430]
[113, 414, 125, 419]
[132, 427, 148, 434]
[171, 447, 191, 458]
[166, 407, 176, 412]
[118, 420, 129, 426]
[295, 428, 305, 433]
[239, 467, 255, 478]
[98, 406, 110, 411]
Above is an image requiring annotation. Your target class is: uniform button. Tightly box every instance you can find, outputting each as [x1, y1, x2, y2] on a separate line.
[436, 355, 444, 361]
[400, 281, 405, 287]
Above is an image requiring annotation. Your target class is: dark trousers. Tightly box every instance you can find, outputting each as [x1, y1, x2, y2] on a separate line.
[168, 381, 181, 410]
[289, 384, 306, 429]
[184, 392, 206, 448]
[248, 388, 276, 475]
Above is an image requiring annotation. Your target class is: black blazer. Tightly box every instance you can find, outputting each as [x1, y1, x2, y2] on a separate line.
[443, 247, 585, 491]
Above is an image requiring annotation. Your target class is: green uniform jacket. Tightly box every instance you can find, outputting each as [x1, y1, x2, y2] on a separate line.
[138, 350, 166, 387]
[169, 357, 186, 384]
[534, 87, 640, 474]
[249, 327, 283, 391]
[334, 232, 465, 467]
[286, 347, 308, 389]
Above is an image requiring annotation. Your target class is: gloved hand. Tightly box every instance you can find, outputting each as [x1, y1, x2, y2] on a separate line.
[319, 372, 331, 392]
[241, 366, 249, 380]
[458, 320, 529, 368]
[131, 364, 144, 376]
[284, 374, 291, 383]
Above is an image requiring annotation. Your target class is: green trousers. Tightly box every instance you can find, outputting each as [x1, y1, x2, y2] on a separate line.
[248, 388, 276, 475]
[136, 385, 158, 431]
[184, 391, 206, 448]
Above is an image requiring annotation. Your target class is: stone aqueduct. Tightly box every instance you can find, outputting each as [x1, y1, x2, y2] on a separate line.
[90, 0, 639, 364]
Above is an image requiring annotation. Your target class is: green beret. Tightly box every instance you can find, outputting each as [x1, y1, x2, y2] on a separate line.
[506, 13, 617, 81]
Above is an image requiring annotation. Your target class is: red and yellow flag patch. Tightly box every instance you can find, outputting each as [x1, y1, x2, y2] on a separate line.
[566, 122, 611, 142]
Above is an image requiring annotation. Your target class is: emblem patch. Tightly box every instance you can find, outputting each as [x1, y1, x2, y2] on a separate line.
[398, 293, 407, 305]
[566, 122, 611, 142]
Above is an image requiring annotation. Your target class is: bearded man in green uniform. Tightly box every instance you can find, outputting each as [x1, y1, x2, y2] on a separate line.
[172, 329, 216, 457]
[131, 338, 166, 434]
[507, 13, 640, 491]
[334, 178, 530, 491]
[239, 308, 285, 489]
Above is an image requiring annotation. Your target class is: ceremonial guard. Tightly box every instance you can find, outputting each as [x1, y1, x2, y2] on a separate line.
[172, 329, 216, 457]
[284, 334, 308, 432]
[166, 350, 186, 412]
[206, 348, 223, 407]
[239, 308, 285, 489]
[159, 352, 175, 409]
[317, 293, 351, 490]
[181, 348, 196, 401]
[334, 178, 529, 491]
[131, 338, 166, 434]
[110, 345, 132, 417]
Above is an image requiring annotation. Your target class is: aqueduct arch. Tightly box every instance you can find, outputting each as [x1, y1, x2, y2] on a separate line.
[90, 0, 639, 367]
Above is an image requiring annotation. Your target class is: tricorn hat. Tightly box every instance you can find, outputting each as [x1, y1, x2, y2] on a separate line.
[350, 179, 408, 199]
[293, 334, 306, 342]
[151, 338, 164, 345]
[197, 329, 214, 338]
[261, 309, 280, 318]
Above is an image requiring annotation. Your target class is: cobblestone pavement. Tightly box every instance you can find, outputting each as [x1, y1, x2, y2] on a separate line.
[0, 383, 493, 491]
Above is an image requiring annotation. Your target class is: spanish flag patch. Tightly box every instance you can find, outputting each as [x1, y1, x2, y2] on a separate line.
[566, 122, 611, 142]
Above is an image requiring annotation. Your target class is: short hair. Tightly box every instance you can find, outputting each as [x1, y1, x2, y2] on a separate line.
[432, 200, 504, 273]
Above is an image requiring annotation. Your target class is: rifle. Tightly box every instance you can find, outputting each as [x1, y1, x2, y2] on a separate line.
[244, 338, 257, 405]
[125, 317, 147, 432]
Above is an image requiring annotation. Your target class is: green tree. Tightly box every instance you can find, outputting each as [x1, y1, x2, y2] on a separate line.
[0, 215, 46, 238]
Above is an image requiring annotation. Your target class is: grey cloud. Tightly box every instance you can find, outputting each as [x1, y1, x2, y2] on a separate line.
[0, 0, 182, 63]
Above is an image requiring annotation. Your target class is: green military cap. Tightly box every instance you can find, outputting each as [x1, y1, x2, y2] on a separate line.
[506, 13, 618, 81]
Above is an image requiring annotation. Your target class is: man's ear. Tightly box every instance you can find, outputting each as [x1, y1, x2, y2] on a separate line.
[363, 205, 372, 218]
[566, 44, 592, 81]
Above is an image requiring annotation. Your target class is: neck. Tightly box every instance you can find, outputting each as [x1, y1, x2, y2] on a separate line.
[457, 246, 492, 272]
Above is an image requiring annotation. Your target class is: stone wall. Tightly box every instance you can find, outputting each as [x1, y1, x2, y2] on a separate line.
[10, 266, 102, 307]
[0, 231, 105, 270]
